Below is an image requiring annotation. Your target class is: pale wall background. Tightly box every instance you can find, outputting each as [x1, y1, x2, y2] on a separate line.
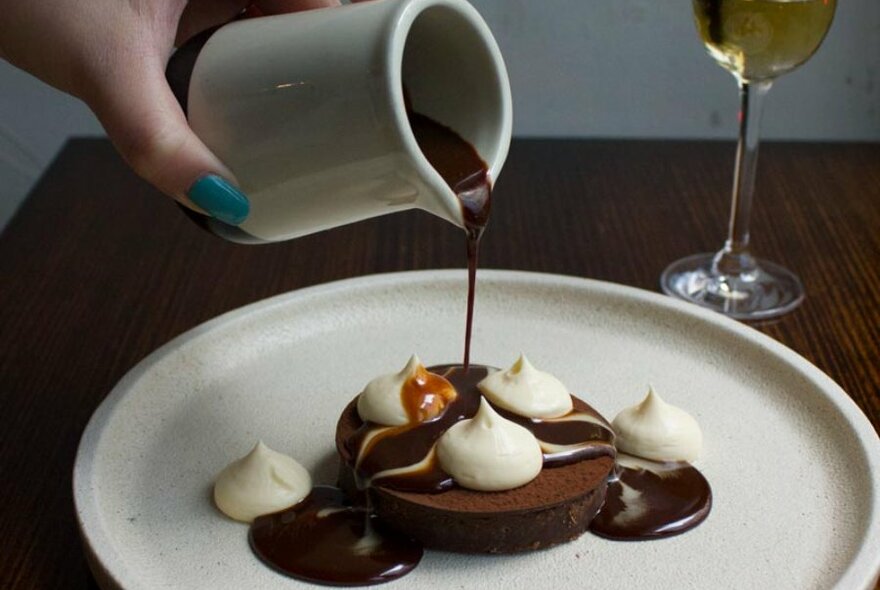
[1, 0, 878, 231]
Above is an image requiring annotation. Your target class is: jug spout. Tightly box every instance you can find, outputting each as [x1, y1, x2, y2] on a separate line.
[394, 0, 511, 231]
[420, 183, 467, 229]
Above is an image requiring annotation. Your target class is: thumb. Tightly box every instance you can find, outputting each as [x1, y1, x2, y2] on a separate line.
[87, 52, 250, 225]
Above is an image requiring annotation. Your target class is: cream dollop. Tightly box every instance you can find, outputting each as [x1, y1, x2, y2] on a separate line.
[436, 398, 543, 491]
[612, 386, 702, 462]
[477, 354, 573, 418]
[356, 355, 424, 426]
[213, 441, 311, 523]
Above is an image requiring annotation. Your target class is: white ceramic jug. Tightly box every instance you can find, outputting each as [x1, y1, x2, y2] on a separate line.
[168, 0, 512, 244]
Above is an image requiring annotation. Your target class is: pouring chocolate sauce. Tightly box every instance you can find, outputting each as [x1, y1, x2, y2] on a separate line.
[242, 112, 495, 578]
[408, 113, 491, 369]
[169, 31, 493, 368]
[182, 7, 711, 584]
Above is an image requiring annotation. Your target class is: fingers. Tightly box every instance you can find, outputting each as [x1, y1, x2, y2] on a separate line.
[92, 0, 347, 224]
[176, 0, 341, 46]
[88, 53, 249, 224]
[255, 0, 342, 14]
[176, 0, 249, 46]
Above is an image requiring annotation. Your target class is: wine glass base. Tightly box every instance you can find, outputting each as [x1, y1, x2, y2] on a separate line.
[661, 253, 804, 320]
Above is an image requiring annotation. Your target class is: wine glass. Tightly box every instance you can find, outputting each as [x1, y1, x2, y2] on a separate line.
[661, 0, 836, 320]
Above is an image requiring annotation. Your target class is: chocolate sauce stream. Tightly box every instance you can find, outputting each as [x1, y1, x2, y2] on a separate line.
[249, 486, 422, 586]
[463, 236, 480, 371]
[409, 114, 491, 371]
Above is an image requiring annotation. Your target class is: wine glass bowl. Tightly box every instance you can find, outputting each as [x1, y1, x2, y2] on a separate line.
[694, 0, 836, 82]
[661, 0, 836, 320]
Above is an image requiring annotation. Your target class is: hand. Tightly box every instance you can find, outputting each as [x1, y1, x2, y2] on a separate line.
[0, 0, 341, 225]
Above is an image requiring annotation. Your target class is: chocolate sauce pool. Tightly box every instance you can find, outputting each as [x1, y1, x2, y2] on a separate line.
[250, 486, 422, 586]
[590, 456, 712, 540]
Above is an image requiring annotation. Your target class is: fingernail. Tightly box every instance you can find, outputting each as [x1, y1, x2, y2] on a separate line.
[187, 174, 250, 225]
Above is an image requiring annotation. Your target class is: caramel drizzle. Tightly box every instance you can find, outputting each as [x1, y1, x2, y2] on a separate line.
[401, 364, 458, 423]
[345, 365, 615, 492]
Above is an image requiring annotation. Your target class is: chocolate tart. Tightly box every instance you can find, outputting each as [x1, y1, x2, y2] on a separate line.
[335, 365, 616, 554]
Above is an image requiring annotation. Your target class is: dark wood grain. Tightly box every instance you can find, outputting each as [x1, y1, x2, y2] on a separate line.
[1, 138, 878, 589]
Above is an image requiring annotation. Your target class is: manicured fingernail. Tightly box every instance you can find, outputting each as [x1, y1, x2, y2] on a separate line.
[187, 174, 250, 225]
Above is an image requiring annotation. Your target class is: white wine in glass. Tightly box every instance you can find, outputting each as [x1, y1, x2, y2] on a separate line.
[661, 0, 836, 320]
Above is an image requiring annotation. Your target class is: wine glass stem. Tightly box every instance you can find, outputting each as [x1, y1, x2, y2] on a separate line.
[714, 79, 773, 278]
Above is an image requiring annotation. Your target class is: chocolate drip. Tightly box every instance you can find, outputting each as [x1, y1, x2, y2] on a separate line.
[492, 405, 615, 467]
[590, 455, 712, 540]
[344, 366, 484, 491]
[409, 115, 491, 370]
[372, 453, 452, 493]
[249, 486, 422, 585]
[345, 364, 615, 492]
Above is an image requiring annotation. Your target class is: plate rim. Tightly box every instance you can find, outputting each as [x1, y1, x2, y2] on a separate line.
[73, 269, 880, 590]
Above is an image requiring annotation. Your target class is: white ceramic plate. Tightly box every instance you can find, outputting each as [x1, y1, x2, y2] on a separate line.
[74, 270, 880, 590]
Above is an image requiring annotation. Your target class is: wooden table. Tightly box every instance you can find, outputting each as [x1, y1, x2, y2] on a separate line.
[1, 138, 878, 588]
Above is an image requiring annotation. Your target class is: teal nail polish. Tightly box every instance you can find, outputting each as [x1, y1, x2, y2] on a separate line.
[187, 175, 250, 225]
